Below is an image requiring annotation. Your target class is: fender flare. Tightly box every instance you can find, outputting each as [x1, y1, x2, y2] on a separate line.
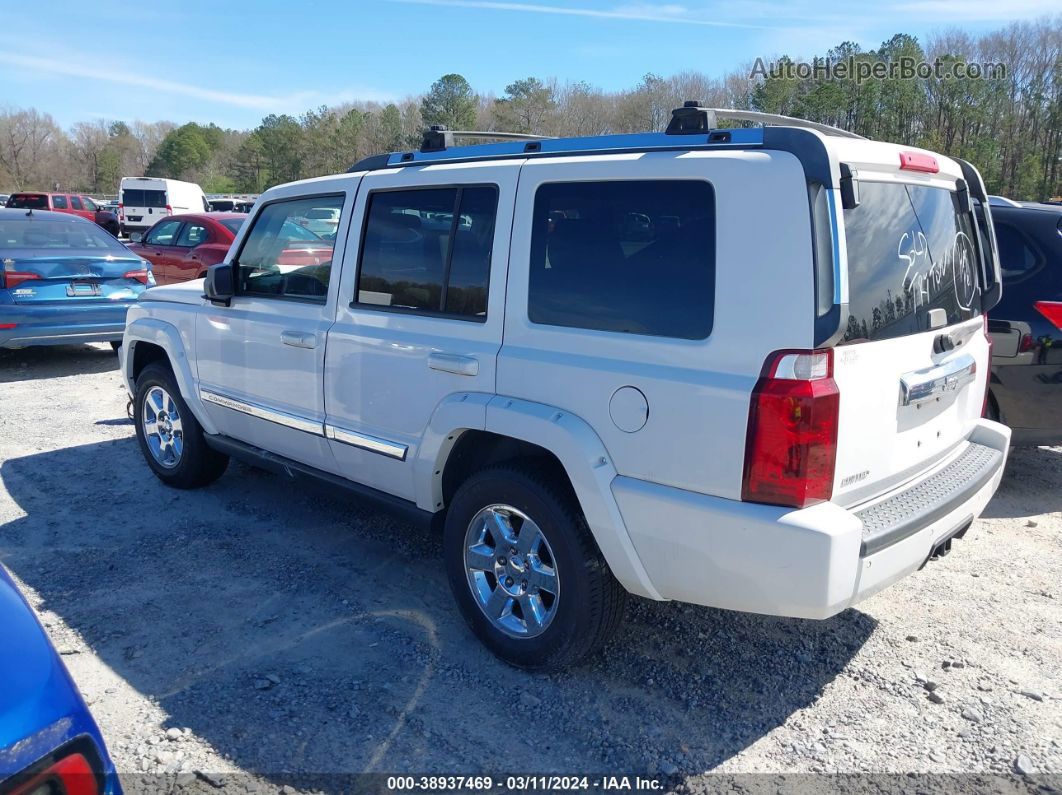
[418, 394, 662, 601]
[124, 316, 218, 435]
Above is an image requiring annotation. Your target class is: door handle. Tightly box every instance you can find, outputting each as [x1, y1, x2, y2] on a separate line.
[428, 352, 479, 376]
[280, 330, 317, 349]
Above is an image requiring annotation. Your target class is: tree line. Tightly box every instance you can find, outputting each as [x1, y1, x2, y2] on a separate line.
[1, 17, 1058, 200]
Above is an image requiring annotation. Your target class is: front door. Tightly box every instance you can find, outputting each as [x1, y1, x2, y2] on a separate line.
[323, 162, 520, 501]
[139, 219, 185, 284]
[195, 190, 352, 470]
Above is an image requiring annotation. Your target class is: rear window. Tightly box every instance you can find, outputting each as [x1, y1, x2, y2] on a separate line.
[7, 194, 48, 210]
[0, 219, 126, 251]
[843, 182, 981, 343]
[528, 180, 715, 340]
[121, 188, 167, 208]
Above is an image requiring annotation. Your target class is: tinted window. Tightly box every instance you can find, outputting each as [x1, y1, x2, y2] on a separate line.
[51, 195, 68, 209]
[176, 223, 209, 247]
[528, 180, 715, 339]
[70, 196, 83, 210]
[994, 222, 1040, 280]
[356, 186, 497, 319]
[0, 219, 127, 252]
[843, 182, 981, 343]
[221, 219, 245, 236]
[235, 195, 343, 302]
[6, 194, 48, 209]
[144, 219, 182, 246]
[122, 188, 167, 208]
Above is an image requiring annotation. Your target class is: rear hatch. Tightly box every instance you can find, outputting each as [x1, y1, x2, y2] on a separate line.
[831, 178, 989, 506]
[120, 187, 167, 225]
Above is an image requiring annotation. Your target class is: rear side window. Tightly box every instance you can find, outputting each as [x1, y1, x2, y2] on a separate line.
[356, 186, 498, 319]
[842, 182, 981, 343]
[51, 195, 68, 209]
[122, 189, 167, 208]
[528, 180, 715, 340]
[993, 222, 1041, 281]
[70, 196, 83, 210]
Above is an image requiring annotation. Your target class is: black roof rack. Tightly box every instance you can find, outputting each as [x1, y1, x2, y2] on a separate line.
[420, 125, 555, 152]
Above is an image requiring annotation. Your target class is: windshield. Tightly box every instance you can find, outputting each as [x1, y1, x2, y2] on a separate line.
[843, 181, 981, 343]
[0, 219, 129, 253]
[221, 219, 245, 235]
[121, 188, 167, 208]
[7, 194, 49, 210]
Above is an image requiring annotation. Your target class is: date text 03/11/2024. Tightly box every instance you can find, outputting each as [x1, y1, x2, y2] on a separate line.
[385, 775, 665, 791]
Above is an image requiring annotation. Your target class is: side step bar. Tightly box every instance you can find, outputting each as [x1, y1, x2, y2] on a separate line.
[203, 434, 436, 531]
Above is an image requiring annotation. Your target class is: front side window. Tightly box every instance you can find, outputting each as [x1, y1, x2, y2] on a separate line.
[176, 223, 209, 247]
[528, 180, 716, 340]
[355, 186, 497, 319]
[144, 219, 182, 246]
[843, 182, 981, 343]
[82, 197, 97, 211]
[235, 195, 343, 302]
[51, 195, 68, 209]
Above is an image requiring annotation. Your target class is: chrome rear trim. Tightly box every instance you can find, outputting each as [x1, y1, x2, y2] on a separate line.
[899, 353, 977, 407]
[325, 424, 407, 461]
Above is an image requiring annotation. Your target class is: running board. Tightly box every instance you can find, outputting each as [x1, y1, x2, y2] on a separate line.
[203, 434, 435, 530]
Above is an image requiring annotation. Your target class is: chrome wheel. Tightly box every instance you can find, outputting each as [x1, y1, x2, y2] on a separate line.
[142, 385, 184, 468]
[463, 504, 560, 638]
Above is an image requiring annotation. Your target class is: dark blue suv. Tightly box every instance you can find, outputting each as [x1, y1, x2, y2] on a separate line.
[985, 201, 1062, 445]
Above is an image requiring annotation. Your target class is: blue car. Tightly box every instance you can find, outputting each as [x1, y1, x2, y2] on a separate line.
[0, 564, 121, 794]
[0, 208, 153, 349]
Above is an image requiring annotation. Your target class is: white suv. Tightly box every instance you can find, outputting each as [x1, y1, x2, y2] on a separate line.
[121, 106, 1011, 670]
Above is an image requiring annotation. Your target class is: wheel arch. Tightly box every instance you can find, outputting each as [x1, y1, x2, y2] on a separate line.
[419, 394, 661, 600]
[124, 316, 218, 435]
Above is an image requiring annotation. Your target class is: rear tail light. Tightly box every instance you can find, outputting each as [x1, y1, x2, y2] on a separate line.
[2, 271, 42, 289]
[123, 268, 153, 285]
[8, 751, 99, 795]
[741, 349, 840, 509]
[0, 323, 17, 329]
[165, 204, 173, 215]
[1034, 300, 1062, 331]
[899, 151, 939, 173]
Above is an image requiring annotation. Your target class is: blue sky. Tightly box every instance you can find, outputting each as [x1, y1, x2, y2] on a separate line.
[0, 0, 1056, 130]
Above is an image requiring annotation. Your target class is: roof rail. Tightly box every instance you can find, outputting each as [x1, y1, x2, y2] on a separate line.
[421, 125, 555, 152]
[666, 102, 865, 140]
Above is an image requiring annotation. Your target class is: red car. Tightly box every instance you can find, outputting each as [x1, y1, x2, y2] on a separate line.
[127, 211, 335, 285]
[6, 192, 120, 236]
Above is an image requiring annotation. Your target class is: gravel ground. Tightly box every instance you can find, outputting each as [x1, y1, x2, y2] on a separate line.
[0, 344, 1059, 793]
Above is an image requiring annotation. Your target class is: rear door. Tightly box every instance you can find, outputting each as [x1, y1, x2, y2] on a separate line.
[831, 177, 989, 506]
[323, 162, 518, 501]
[121, 186, 168, 228]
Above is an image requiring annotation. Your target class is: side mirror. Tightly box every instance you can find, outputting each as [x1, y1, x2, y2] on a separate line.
[129, 232, 143, 243]
[204, 263, 234, 306]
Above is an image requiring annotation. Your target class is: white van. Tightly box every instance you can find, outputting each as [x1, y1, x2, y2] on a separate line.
[121, 106, 1010, 670]
[118, 177, 207, 237]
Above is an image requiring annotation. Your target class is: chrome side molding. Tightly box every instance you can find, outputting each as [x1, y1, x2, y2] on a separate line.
[199, 389, 409, 460]
[324, 424, 408, 461]
[199, 389, 324, 436]
[899, 354, 977, 407]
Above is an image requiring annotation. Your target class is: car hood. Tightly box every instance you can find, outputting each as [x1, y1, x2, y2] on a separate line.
[139, 279, 204, 306]
[0, 564, 89, 766]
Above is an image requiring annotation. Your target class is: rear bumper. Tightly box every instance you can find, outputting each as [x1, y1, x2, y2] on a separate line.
[613, 419, 1011, 619]
[0, 302, 134, 349]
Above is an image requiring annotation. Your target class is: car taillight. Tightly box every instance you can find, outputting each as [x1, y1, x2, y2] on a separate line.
[898, 151, 939, 173]
[165, 204, 172, 215]
[1034, 300, 1062, 331]
[117, 203, 124, 220]
[123, 268, 152, 285]
[8, 752, 98, 795]
[2, 271, 42, 289]
[741, 348, 840, 509]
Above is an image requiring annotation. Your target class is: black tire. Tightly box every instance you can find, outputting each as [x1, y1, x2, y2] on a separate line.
[105, 221, 120, 237]
[134, 362, 228, 489]
[444, 463, 627, 670]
